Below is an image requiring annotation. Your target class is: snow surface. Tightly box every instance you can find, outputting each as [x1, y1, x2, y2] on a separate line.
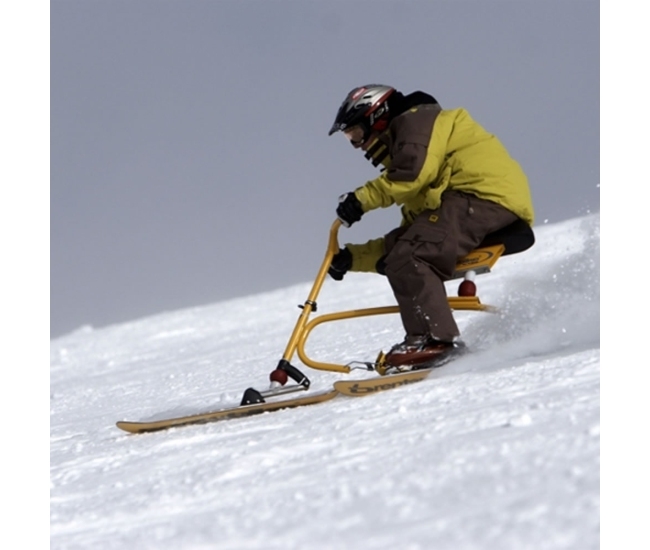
[50, 213, 600, 550]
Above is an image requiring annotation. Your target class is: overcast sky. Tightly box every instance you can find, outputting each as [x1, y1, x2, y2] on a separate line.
[50, 0, 599, 339]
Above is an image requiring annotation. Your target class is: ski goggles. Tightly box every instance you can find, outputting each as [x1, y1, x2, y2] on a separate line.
[343, 124, 366, 147]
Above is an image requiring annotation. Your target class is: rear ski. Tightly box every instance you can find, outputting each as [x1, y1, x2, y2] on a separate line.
[334, 368, 436, 396]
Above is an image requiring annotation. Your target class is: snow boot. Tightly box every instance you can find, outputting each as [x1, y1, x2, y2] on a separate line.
[382, 337, 464, 374]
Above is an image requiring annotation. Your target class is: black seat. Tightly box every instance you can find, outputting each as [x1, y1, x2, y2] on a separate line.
[479, 218, 535, 256]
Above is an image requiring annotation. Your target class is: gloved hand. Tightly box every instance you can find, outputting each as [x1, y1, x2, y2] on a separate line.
[336, 192, 364, 227]
[328, 247, 353, 281]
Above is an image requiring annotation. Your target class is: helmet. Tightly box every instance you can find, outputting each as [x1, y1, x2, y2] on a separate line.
[328, 84, 396, 139]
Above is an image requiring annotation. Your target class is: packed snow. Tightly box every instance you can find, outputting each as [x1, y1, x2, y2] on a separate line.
[50, 213, 600, 549]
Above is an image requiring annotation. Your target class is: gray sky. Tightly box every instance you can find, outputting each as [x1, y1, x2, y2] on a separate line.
[51, 0, 599, 339]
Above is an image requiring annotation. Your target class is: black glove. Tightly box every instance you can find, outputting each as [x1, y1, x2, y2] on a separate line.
[328, 247, 353, 281]
[336, 192, 364, 227]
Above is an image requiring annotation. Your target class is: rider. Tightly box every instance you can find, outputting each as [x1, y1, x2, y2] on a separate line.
[327, 84, 535, 370]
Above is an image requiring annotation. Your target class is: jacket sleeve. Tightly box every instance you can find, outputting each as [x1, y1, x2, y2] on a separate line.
[345, 238, 386, 273]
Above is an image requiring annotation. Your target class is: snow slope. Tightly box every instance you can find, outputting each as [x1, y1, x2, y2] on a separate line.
[50, 213, 600, 550]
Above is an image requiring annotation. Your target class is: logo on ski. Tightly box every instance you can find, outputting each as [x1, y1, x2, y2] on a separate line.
[345, 376, 427, 394]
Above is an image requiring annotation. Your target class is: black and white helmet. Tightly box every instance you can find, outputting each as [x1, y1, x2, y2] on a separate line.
[328, 84, 396, 137]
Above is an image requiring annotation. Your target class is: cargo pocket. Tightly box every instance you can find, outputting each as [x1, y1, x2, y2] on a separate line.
[409, 228, 456, 279]
[384, 227, 451, 277]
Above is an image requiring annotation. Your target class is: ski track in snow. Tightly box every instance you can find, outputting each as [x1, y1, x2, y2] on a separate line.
[50, 213, 600, 550]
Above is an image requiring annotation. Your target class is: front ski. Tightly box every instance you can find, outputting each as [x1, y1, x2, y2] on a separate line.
[118, 365, 450, 433]
[333, 368, 435, 396]
[116, 389, 338, 434]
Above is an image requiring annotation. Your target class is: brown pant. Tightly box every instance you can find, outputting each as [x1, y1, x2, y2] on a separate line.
[383, 191, 518, 342]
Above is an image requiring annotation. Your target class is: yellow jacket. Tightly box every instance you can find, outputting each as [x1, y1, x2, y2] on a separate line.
[347, 106, 534, 272]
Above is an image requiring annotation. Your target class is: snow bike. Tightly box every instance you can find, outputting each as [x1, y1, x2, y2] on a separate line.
[117, 218, 533, 433]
